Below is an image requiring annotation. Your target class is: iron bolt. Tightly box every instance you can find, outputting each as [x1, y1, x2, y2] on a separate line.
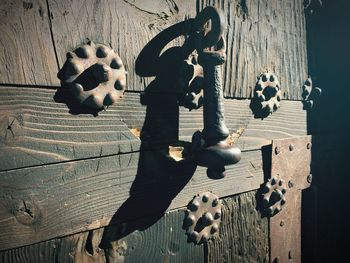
[307, 143, 312, 149]
[190, 200, 200, 211]
[280, 220, 284, 227]
[212, 198, 219, 207]
[202, 194, 209, 202]
[307, 174, 312, 184]
[288, 180, 294, 188]
[214, 211, 221, 219]
[211, 223, 219, 234]
[202, 212, 214, 226]
[289, 144, 294, 151]
[288, 250, 293, 259]
[275, 146, 280, 155]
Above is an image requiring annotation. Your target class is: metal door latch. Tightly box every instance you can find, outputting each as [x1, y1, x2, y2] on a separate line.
[251, 73, 282, 118]
[57, 41, 127, 109]
[191, 6, 241, 179]
[183, 192, 222, 244]
[302, 77, 321, 110]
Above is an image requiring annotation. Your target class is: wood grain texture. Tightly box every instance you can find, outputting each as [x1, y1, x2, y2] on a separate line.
[0, 209, 204, 263]
[207, 191, 269, 263]
[0, 87, 306, 171]
[0, 0, 59, 85]
[0, 149, 263, 250]
[0, 87, 141, 171]
[48, 0, 196, 91]
[49, 0, 307, 99]
[198, 0, 308, 100]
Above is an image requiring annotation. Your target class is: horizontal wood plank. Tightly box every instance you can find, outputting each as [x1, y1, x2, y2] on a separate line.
[0, 209, 204, 263]
[0, 0, 59, 85]
[0, 149, 264, 250]
[0, 87, 306, 171]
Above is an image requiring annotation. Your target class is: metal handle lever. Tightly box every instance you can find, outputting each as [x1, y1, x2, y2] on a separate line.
[191, 6, 241, 179]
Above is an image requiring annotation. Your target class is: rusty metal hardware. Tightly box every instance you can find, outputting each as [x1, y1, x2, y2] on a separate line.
[261, 176, 287, 216]
[179, 6, 224, 111]
[264, 136, 312, 263]
[183, 192, 222, 244]
[302, 77, 321, 110]
[252, 73, 282, 116]
[191, 6, 241, 179]
[57, 41, 127, 109]
[178, 53, 204, 110]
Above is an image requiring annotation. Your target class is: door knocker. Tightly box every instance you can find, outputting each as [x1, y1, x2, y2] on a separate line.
[190, 6, 241, 179]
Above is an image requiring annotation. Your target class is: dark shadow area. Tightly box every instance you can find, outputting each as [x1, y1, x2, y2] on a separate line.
[53, 87, 100, 116]
[249, 98, 271, 119]
[99, 19, 199, 247]
[255, 144, 272, 217]
[302, 1, 350, 262]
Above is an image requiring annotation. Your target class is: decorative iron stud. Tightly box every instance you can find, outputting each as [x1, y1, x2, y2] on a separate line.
[178, 53, 204, 110]
[184, 192, 222, 244]
[58, 41, 127, 109]
[261, 175, 287, 216]
[252, 73, 282, 117]
[301, 77, 322, 110]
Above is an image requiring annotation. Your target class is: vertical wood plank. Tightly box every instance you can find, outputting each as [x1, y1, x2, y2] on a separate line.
[48, 0, 196, 92]
[207, 191, 269, 263]
[197, 0, 308, 100]
[0, 0, 59, 85]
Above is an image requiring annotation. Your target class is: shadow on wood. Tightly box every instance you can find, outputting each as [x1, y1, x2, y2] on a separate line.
[54, 87, 101, 116]
[100, 20, 199, 247]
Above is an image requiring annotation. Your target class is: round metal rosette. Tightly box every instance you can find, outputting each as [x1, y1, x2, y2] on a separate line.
[254, 73, 282, 114]
[183, 192, 222, 244]
[261, 176, 287, 216]
[57, 41, 127, 109]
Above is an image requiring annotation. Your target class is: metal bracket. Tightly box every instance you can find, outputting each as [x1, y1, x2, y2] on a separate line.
[183, 192, 222, 244]
[267, 136, 312, 263]
[57, 41, 127, 109]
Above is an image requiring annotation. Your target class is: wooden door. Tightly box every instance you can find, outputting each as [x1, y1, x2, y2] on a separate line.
[0, 0, 312, 262]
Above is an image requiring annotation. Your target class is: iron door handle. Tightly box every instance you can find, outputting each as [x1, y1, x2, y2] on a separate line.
[191, 6, 241, 179]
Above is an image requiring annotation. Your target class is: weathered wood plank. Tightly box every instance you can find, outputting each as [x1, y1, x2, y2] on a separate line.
[0, 0, 59, 85]
[207, 191, 269, 263]
[0, 87, 306, 171]
[48, 0, 196, 92]
[0, 87, 141, 171]
[198, 0, 308, 100]
[49, 0, 307, 99]
[0, 209, 204, 263]
[0, 149, 263, 250]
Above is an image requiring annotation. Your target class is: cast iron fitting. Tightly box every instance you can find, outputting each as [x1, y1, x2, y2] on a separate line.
[191, 6, 241, 180]
[199, 37, 228, 145]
